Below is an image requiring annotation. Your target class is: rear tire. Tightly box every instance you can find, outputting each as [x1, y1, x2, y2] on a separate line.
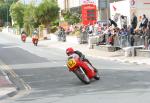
[34, 39, 38, 46]
[94, 72, 100, 80]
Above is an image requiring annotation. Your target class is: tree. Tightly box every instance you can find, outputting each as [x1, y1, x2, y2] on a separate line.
[0, 3, 7, 26]
[10, 2, 24, 28]
[0, 0, 18, 26]
[23, 3, 36, 35]
[9, 0, 59, 34]
[0, 0, 5, 3]
[34, 0, 59, 29]
[62, 11, 81, 25]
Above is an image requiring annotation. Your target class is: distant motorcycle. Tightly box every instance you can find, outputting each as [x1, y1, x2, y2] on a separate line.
[57, 30, 66, 42]
[32, 35, 38, 46]
[67, 54, 100, 84]
[21, 34, 27, 42]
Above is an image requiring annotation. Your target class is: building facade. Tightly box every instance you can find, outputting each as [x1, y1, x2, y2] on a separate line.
[57, 0, 123, 21]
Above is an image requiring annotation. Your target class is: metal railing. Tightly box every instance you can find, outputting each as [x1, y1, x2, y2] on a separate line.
[81, 30, 150, 50]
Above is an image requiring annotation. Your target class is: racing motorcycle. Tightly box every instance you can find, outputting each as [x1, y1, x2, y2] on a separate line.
[57, 30, 66, 42]
[32, 35, 38, 46]
[21, 34, 27, 42]
[67, 54, 100, 84]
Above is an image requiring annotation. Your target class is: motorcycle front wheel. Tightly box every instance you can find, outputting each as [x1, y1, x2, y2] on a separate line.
[74, 68, 90, 84]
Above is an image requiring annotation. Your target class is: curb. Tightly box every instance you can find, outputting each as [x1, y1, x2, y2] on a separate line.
[86, 53, 150, 66]
[0, 60, 31, 100]
[0, 70, 18, 100]
[109, 58, 150, 65]
[0, 88, 18, 100]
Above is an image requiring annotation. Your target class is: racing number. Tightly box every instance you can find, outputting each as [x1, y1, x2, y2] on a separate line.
[67, 59, 76, 68]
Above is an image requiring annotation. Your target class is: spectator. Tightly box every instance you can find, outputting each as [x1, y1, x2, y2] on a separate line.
[139, 14, 148, 32]
[94, 23, 99, 35]
[120, 28, 128, 36]
[148, 21, 150, 30]
[144, 25, 150, 49]
[131, 13, 137, 34]
[120, 15, 127, 29]
[109, 18, 117, 27]
[130, 35, 135, 46]
[131, 13, 137, 30]
[69, 25, 74, 32]
[88, 24, 94, 34]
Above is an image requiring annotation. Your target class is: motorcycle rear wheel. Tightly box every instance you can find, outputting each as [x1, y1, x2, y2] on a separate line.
[94, 72, 100, 80]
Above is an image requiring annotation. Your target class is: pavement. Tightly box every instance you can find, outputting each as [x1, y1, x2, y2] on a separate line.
[0, 69, 17, 100]
[0, 28, 150, 100]
[40, 34, 150, 66]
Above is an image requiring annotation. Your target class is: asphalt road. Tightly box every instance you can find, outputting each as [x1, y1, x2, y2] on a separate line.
[1, 32, 150, 103]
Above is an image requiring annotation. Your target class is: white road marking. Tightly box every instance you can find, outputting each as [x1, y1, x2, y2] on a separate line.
[2, 46, 19, 49]
[9, 62, 66, 70]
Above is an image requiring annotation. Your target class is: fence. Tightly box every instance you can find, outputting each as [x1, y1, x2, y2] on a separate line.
[79, 30, 150, 50]
[103, 34, 147, 48]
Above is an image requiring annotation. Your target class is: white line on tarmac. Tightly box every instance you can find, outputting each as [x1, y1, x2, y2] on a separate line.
[9, 62, 66, 70]
[2, 46, 19, 49]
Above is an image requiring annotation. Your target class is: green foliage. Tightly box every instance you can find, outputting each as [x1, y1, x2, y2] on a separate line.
[0, 0, 18, 4]
[0, 0, 18, 26]
[0, 4, 6, 26]
[34, 0, 59, 26]
[50, 19, 59, 33]
[10, 2, 25, 28]
[62, 11, 81, 25]
[39, 24, 45, 31]
[23, 4, 36, 35]
[9, 0, 59, 34]
[0, 3, 9, 26]
[51, 19, 59, 26]
[50, 26, 57, 33]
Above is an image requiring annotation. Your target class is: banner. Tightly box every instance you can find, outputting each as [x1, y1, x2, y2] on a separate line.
[82, 4, 97, 25]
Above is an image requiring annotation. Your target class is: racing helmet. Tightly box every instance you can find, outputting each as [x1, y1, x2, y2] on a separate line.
[66, 47, 74, 55]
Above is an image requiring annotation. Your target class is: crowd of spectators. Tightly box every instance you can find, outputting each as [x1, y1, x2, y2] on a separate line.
[60, 14, 150, 50]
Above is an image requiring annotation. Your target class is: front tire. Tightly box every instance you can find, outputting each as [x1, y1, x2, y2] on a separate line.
[74, 68, 90, 84]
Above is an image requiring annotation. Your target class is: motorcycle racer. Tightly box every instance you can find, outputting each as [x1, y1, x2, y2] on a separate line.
[66, 47, 98, 72]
